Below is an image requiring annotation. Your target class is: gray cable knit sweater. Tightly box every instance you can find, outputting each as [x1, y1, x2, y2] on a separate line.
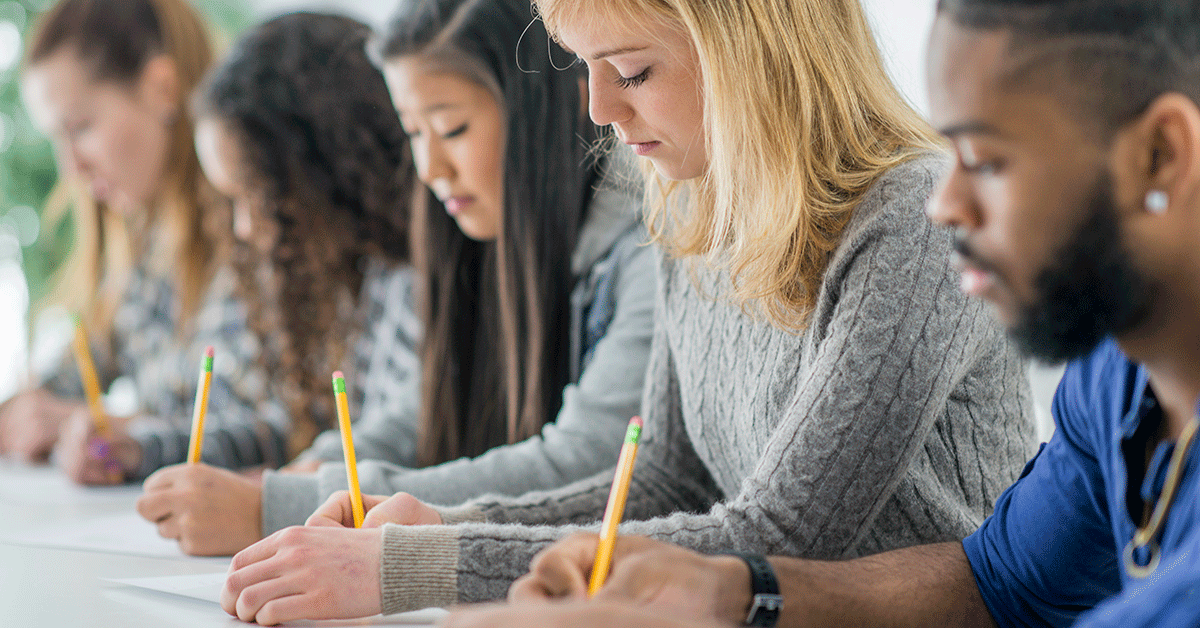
[376, 156, 1038, 613]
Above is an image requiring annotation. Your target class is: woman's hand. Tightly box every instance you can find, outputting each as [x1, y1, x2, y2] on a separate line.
[0, 389, 83, 462]
[306, 490, 443, 528]
[221, 525, 383, 625]
[136, 463, 264, 556]
[55, 408, 140, 485]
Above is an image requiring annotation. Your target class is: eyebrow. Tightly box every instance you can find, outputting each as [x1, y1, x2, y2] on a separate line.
[937, 121, 1007, 139]
[590, 45, 649, 61]
[422, 103, 464, 115]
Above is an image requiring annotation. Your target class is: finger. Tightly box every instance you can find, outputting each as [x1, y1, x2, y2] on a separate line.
[234, 573, 306, 624]
[142, 464, 184, 491]
[306, 491, 355, 528]
[155, 515, 181, 541]
[229, 532, 284, 571]
[253, 592, 318, 627]
[135, 488, 175, 523]
[361, 493, 427, 527]
[522, 533, 599, 600]
[508, 573, 558, 602]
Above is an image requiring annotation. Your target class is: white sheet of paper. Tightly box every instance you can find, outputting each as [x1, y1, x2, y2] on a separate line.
[0, 511, 227, 562]
[107, 573, 450, 626]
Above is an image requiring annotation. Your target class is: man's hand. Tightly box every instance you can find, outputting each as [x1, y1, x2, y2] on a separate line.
[509, 533, 751, 624]
[306, 491, 443, 528]
[221, 525, 383, 625]
[136, 463, 263, 556]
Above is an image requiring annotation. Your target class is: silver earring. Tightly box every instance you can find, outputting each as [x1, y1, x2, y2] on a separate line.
[1146, 190, 1169, 215]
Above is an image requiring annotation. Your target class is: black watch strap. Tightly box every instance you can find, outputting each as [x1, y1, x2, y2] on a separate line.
[729, 553, 782, 627]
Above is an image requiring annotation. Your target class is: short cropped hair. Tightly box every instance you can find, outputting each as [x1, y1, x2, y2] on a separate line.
[938, 0, 1200, 138]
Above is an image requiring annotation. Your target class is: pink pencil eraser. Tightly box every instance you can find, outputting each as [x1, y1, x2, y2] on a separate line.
[630, 416, 643, 428]
[204, 346, 215, 358]
[333, 370, 345, 379]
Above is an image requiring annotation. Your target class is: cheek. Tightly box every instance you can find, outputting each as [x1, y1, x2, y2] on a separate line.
[105, 110, 171, 193]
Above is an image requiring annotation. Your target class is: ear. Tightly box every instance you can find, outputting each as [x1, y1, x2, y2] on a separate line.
[1111, 93, 1200, 216]
[137, 54, 182, 125]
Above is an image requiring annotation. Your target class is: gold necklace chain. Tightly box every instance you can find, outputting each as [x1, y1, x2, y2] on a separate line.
[1123, 416, 1200, 578]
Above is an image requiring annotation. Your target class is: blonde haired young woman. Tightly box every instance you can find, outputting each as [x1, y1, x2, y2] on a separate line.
[221, 0, 1036, 622]
[1, 0, 292, 483]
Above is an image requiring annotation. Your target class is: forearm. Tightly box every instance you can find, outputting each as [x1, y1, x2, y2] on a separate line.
[757, 543, 995, 628]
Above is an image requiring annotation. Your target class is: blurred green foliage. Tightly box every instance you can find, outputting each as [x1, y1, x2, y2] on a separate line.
[0, 0, 250, 305]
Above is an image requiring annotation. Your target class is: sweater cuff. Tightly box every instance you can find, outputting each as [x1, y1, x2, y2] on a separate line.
[260, 471, 322, 535]
[380, 524, 460, 614]
[436, 504, 487, 525]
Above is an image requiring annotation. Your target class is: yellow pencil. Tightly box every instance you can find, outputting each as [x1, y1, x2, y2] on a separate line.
[333, 371, 365, 528]
[588, 416, 644, 597]
[186, 346, 214, 464]
[70, 315, 110, 437]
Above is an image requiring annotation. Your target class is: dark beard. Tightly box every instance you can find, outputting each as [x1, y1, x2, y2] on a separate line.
[1007, 174, 1156, 364]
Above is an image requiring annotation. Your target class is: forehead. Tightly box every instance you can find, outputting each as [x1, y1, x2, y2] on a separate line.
[553, 10, 681, 59]
[926, 17, 1014, 130]
[383, 60, 490, 112]
[22, 49, 96, 125]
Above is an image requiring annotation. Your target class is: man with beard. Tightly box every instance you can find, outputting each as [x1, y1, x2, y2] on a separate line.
[439, 1, 1200, 627]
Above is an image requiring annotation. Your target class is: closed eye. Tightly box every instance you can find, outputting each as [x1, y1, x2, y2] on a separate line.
[615, 67, 651, 89]
[443, 123, 469, 139]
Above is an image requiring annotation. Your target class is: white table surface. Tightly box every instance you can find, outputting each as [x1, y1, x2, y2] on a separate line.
[0, 462, 442, 627]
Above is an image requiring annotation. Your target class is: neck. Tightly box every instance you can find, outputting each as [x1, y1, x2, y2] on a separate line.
[1118, 287, 1200, 440]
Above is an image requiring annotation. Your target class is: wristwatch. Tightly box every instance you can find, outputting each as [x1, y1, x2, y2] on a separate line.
[729, 553, 783, 627]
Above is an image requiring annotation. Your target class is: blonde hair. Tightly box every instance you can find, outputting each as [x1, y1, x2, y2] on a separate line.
[27, 0, 220, 342]
[537, 0, 942, 330]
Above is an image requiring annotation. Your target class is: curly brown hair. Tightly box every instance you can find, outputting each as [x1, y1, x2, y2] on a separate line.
[195, 12, 413, 457]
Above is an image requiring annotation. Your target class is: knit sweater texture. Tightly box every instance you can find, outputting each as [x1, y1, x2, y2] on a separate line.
[377, 156, 1038, 613]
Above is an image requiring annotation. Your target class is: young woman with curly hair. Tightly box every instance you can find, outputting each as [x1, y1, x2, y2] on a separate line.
[133, 11, 418, 556]
[4, 0, 285, 485]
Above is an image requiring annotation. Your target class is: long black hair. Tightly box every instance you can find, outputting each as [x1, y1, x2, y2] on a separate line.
[382, 0, 598, 465]
[196, 12, 413, 456]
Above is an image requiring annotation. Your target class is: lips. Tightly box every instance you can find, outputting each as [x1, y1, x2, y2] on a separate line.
[625, 141, 661, 157]
[950, 252, 997, 297]
[442, 196, 475, 216]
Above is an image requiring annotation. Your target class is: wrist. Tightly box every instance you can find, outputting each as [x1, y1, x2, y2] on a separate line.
[713, 554, 753, 624]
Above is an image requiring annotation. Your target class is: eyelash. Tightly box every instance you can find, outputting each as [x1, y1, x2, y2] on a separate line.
[443, 124, 468, 139]
[615, 67, 651, 89]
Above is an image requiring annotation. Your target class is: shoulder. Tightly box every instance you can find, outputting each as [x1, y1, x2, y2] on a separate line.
[826, 153, 954, 282]
[1054, 339, 1140, 445]
[846, 152, 947, 236]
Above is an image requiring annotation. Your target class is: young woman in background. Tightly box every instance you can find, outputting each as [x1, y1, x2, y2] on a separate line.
[134, 11, 418, 555]
[3, 0, 286, 484]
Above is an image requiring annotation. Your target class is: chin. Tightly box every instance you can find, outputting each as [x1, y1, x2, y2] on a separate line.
[455, 218, 498, 242]
[647, 158, 704, 182]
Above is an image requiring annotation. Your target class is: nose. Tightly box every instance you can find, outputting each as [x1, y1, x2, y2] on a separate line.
[411, 133, 453, 190]
[53, 138, 86, 179]
[587, 70, 634, 128]
[925, 165, 982, 231]
[232, 200, 253, 241]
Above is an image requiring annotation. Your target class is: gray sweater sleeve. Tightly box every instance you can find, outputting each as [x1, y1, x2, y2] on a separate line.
[259, 231, 659, 532]
[376, 159, 1025, 612]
